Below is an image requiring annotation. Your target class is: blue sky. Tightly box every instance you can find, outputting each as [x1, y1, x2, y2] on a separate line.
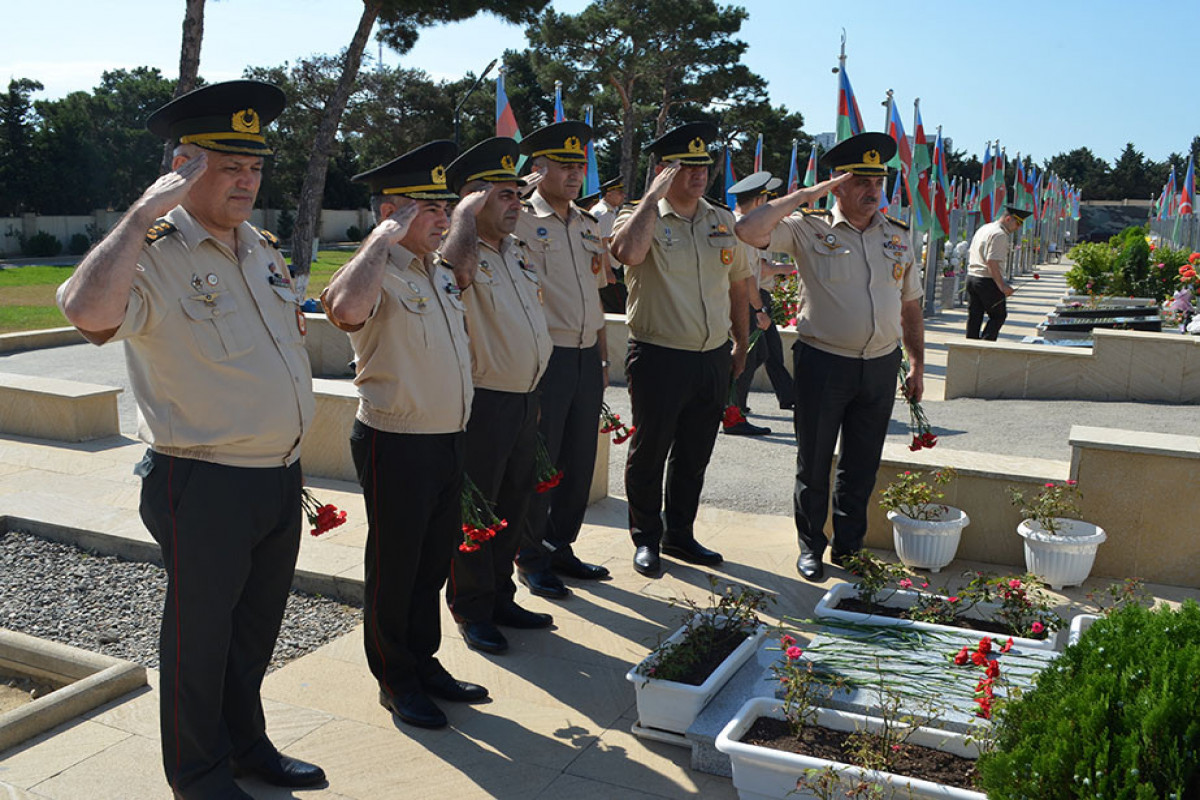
[3, 0, 1197, 168]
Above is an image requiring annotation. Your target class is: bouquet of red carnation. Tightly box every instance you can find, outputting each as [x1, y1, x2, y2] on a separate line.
[301, 487, 347, 536]
[459, 473, 507, 553]
[600, 401, 635, 445]
[534, 434, 563, 493]
[899, 350, 936, 451]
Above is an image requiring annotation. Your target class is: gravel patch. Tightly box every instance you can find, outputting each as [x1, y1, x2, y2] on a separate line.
[1, 530, 361, 672]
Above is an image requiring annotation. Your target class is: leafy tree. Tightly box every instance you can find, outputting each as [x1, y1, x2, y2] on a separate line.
[0, 78, 43, 215]
[1109, 143, 1154, 201]
[523, 0, 772, 194]
[1044, 146, 1109, 200]
[289, 0, 549, 278]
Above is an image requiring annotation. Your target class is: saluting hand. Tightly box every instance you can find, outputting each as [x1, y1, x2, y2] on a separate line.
[454, 184, 494, 218]
[797, 171, 852, 205]
[136, 152, 208, 219]
[646, 162, 682, 203]
[374, 200, 420, 245]
[519, 168, 544, 197]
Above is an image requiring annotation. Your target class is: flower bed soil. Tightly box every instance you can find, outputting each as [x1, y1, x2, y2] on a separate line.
[669, 629, 749, 686]
[740, 716, 979, 791]
[834, 596, 1050, 641]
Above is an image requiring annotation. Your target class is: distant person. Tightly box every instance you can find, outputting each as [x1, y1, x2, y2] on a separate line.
[736, 132, 925, 583]
[57, 81, 325, 798]
[593, 176, 629, 313]
[965, 206, 1032, 340]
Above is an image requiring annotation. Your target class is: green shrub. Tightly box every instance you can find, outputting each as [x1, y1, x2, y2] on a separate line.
[977, 601, 1200, 799]
[1116, 236, 1151, 297]
[1065, 241, 1118, 293]
[20, 231, 62, 258]
[67, 233, 91, 256]
[276, 208, 295, 241]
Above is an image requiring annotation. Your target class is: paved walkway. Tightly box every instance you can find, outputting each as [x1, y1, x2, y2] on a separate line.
[2, 259, 1199, 798]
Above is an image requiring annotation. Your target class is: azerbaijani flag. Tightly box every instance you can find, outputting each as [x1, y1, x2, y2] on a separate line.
[911, 100, 932, 231]
[496, 67, 521, 142]
[931, 127, 951, 238]
[886, 97, 914, 210]
[889, 171, 904, 211]
[979, 142, 994, 223]
[553, 81, 565, 123]
[584, 105, 599, 196]
[724, 147, 738, 208]
[835, 63, 864, 143]
[803, 144, 818, 188]
[1180, 155, 1195, 216]
[786, 140, 800, 193]
[753, 133, 763, 173]
[995, 146, 1007, 214]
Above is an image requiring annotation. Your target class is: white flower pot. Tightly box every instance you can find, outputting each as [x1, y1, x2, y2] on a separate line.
[715, 696, 986, 800]
[1017, 518, 1107, 590]
[888, 506, 969, 573]
[1067, 613, 1101, 646]
[626, 620, 768, 735]
[814, 583, 1059, 651]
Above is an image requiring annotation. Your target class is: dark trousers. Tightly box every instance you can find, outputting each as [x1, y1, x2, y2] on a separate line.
[625, 340, 730, 548]
[966, 275, 1007, 340]
[517, 345, 604, 572]
[138, 451, 301, 799]
[448, 389, 538, 621]
[350, 421, 463, 697]
[733, 289, 794, 410]
[792, 343, 901, 558]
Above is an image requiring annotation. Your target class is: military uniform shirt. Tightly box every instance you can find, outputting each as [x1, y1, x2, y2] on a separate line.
[735, 210, 768, 292]
[56, 205, 314, 467]
[515, 192, 606, 349]
[614, 196, 753, 352]
[591, 198, 617, 240]
[346, 244, 473, 434]
[462, 235, 553, 393]
[967, 220, 1011, 278]
[768, 206, 923, 360]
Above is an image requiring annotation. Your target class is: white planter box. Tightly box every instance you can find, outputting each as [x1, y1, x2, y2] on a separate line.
[1017, 518, 1107, 590]
[888, 506, 969, 573]
[1067, 612, 1101, 646]
[814, 583, 1059, 651]
[625, 620, 768, 735]
[715, 697, 986, 800]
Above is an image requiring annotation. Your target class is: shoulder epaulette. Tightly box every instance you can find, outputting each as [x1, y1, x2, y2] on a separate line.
[521, 199, 534, 211]
[708, 198, 730, 211]
[254, 226, 282, 249]
[626, 199, 641, 207]
[144, 219, 178, 246]
[801, 207, 832, 216]
[885, 214, 910, 230]
[578, 208, 598, 223]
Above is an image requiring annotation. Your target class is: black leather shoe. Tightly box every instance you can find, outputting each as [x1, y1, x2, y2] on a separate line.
[379, 689, 447, 729]
[661, 539, 724, 566]
[779, 400, 795, 411]
[723, 421, 772, 436]
[459, 621, 509, 654]
[233, 752, 327, 788]
[830, 550, 856, 569]
[633, 546, 661, 576]
[796, 553, 825, 582]
[518, 569, 570, 599]
[551, 554, 610, 580]
[421, 670, 489, 703]
[494, 601, 553, 629]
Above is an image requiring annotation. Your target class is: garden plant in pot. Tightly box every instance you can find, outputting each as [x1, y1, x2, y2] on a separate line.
[1008, 480, 1106, 590]
[715, 637, 986, 799]
[626, 578, 771, 736]
[879, 467, 967, 572]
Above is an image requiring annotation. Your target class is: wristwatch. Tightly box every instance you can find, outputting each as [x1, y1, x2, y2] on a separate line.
[601, 360, 610, 368]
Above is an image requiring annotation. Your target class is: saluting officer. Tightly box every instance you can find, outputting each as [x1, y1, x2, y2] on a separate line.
[442, 137, 556, 655]
[593, 176, 629, 313]
[321, 141, 491, 730]
[735, 132, 926, 583]
[610, 121, 754, 577]
[512, 121, 611, 598]
[57, 81, 325, 798]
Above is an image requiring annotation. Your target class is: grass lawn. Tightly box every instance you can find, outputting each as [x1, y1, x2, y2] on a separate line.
[0, 251, 355, 334]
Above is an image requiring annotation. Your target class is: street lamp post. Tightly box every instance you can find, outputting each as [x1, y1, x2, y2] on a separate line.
[454, 58, 499, 149]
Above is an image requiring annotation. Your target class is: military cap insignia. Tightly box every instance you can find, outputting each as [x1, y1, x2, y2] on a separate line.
[688, 138, 706, 154]
[564, 136, 583, 154]
[431, 165, 447, 185]
[501, 154, 515, 170]
[231, 108, 260, 135]
[144, 219, 179, 245]
[863, 150, 881, 166]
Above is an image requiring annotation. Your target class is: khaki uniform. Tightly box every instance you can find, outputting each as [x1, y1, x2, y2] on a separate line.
[591, 198, 618, 240]
[768, 206, 923, 359]
[463, 236, 552, 393]
[57, 205, 314, 466]
[967, 220, 1010, 277]
[345, 244, 473, 434]
[615, 196, 753, 352]
[515, 192, 606, 348]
